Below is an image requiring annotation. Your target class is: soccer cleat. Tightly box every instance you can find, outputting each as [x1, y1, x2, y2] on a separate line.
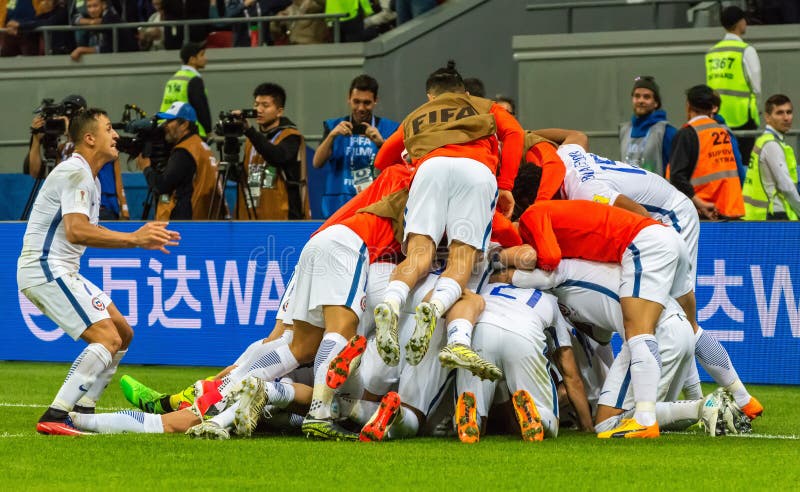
[374, 303, 400, 366]
[359, 392, 401, 442]
[120, 375, 169, 414]
[512, 390, 544, 441]
[699, 388, 725, 436]
[720, 392, 753, 435]
[302, 417, 360, 441]
[597, 418, 660, 439]
[455, 392, 480, 444]
[231, 377, 268, 437]
[36, 407, 89, 436]
[186, 421, 230, 440]
[72, 405, 95, 414]
[405, 302, 440, 366]
[191, 379, 224, 418]
[327, 335, 368, 389]
[739, 396, 764, 420]
[438, 343, 503, 381]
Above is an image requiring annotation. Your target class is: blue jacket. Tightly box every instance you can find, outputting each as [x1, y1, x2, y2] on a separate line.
[97, 161, 120, 217]
[713, 114, 745, 184]
[629, 109, 677, 170]
[319, 115, 399, 218]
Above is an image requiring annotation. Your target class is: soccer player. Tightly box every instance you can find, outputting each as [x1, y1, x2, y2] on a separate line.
[372, 60, 524, 375]
[17, 108, 180, 435]
[518, 200, 692, 438]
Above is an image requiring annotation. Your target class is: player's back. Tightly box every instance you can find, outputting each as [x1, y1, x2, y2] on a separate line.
[478, 282, 559, 342]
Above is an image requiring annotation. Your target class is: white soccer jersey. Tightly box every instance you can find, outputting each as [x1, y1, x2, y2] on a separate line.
[17, 153, 100, 290]
[557, 144, 693, 233]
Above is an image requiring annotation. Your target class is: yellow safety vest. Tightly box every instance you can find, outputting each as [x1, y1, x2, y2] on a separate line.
[743, 131, 798, 220]
[705, 39, 760, 127]
[160, 68, 207, 137]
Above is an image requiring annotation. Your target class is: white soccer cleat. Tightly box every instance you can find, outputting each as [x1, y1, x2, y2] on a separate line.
[231, 377, 268, 437]
[374, 302, 400, 366]
[699, 388, 725, 436]
[186, 421, 230, 440]
[405, 301, 439, 366]
[719, 391, 753, 435]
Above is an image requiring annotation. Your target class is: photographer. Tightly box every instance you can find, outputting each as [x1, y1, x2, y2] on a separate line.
[138, 102, 223, 220]
[24, 94, 128, 220]
[235, 82, 309, 220]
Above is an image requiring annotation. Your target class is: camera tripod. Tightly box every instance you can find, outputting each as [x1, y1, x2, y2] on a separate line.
[20, 135, 62, 221]
[210, 136, 257, 220]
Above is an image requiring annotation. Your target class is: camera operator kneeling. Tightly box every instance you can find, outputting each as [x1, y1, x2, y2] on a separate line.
[138, 102, 224, 220]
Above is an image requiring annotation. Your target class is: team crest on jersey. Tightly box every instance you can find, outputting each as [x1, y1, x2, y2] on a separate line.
[592, 194, 610, 204]
[558, 302, 572, 318]
[360, 296, 367, 311]
[282, 299, 290, 313]
[92, 296, 106, 311]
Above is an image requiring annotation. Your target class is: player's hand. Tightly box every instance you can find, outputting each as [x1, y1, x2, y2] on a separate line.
[496, 189, 515, 218]
[362, 123, 384, 146]
[31, 116, 45, 137]
[231, 110, 250, 130]
[692, 196, 718, 220]
[132, 221, 181, 253]
[331, 120, 353, 137]
[489, 268, 515, 284]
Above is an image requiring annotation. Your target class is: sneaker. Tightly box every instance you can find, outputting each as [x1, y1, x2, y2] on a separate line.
[302, 417, 359, 441]
[512, 390, 544, 441]
[405, 302, 439, 366]
[120, 375, 168, 414]
[191, 379, 224, 418]
[327, 335, 367, 389]
[455, 392, 480, 444]
[36, 407, 89, 436]
[374, 303, 400, 366]
[359, 392, 401, 442]
[739, 396, 764, 420]
[699, 388, 725, 437]
[438, 343, 503, 381]
[720, 392, 753, 435]
[231, 377, 268, 437]
[186, 421, 230, 440]
[597, 418, 660, 439]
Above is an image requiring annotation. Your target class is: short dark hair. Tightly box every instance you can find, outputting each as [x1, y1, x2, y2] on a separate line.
[765, 94, 792, 114]
[686, 84, 716, 113]
[720, 6, 746, 30]
[68, 108, 107, 143]
[180, 41, 206, 64]
[463, 77, 485, 98]
[426, 60, 465, 96]
[495, 95, 516, 115]
[349, 74, 379, 98]
[511, 162, 542, 222]
[253, 82, 287, 108]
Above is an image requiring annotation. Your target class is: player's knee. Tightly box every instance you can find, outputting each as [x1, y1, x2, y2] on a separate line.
[114, 319, 134, 349]
[289, 337, 318, 365]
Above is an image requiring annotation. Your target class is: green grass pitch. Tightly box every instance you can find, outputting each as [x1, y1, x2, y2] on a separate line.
[1, 361, 799, 491]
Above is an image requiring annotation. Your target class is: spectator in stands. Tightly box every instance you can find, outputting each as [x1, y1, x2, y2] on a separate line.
[69, 0, 136, 60]
[138, 102, 223, 220]
[324, 0, 375, 42]
[226, 0, 291, 47]
[743, 94, 800, 220]
[395, 0, 436, 25]
[270, 0, 328, 45]
[495, 95, 516, 116]
[669, 84, 745, 221]
[159, 41, 213, 139]
[364, 0, 396, 35]
[618, 75, 676, 176]
[710, 89, 745, 184]
[3, 0, 73, 55]
[162, 0, 209, 49]
[312, 74, 399, 218]
[138, 0, 165, 50]
[1, 0, 40, 56]
[706, 5, 761, 160]
[235, 82, 309, 219]
[759, 0, 800, 24]
[463, 77, 485, 97]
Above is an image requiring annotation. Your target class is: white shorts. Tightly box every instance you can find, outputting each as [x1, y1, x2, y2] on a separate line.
[458, 322, 559, 438]
[21, 272, 112, 341]
[404, 156, 497, 251]
[398, 315, 453, 416]
[620, 225, 692, 306]
[288, 225, 369, 328]
[598, 313, 694, 410]
[671, 197, 700, 274]
[278, 266, 297, 326]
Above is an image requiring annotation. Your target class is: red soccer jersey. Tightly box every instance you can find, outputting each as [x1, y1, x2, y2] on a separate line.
[339, 212, 401, 263]
[526, 141, 566, 202]
[518, 200, 661, 271]
[375, 104, 523, 191]
[490, 211, 522, 247]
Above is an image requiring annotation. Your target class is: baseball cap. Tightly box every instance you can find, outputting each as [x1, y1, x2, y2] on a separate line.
[156, 102, 197, 122]
[60, 94, 87, 110]
[686, 85, 716, 111]
[721, 6, 746, 30]
[632, 75, 661, 107]
[180, 41, 206, 64]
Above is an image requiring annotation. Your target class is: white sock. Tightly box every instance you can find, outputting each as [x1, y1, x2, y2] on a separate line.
[446, 318, 474, 347]
[349, 400, 379, 425]
[52, 343, 112, 412]
[232, 338, 274, 368]
[656, 400, 702, 430]
[429, 276, 462, 315]
[387, 406, 419, 439]
[80, 348, 127, 407]
[210, 401, 240, 428]
[383, 280, 410, 313]
[694, 328, 750, 406]
[627, 334, 661, 427]
[221, 342, 299, 397]
[308, 332, 348, 420]
[265, 380, 295, 409]
[682, 362, 703, 400]
[70, 410, 164, 434]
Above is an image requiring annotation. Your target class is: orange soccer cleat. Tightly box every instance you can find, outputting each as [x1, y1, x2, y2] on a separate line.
[359, 391, 402, 442]
[597, 418, 660, 439]
[326, 335, 367, 389]
[455, 392, 480, 444]
[512, 390, 544, 441]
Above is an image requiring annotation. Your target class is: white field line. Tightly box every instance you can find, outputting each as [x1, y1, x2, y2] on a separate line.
[0, 402, 127, 411]
[663, 430, 800, 440]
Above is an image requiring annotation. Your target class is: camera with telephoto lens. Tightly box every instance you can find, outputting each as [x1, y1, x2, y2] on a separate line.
[113, 104, 170, 171]
[33, 98, 83, 137]
[215, 109, 258, 138]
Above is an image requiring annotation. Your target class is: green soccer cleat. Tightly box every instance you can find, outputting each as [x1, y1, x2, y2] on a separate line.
[302, 417, 359, 441]
[438, 343, 503, 381]
[120, 375, 169, 414]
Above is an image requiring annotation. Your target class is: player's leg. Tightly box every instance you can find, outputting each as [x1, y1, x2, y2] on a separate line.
[436, 290, 501, 380]
[503, 332, 557, 440]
